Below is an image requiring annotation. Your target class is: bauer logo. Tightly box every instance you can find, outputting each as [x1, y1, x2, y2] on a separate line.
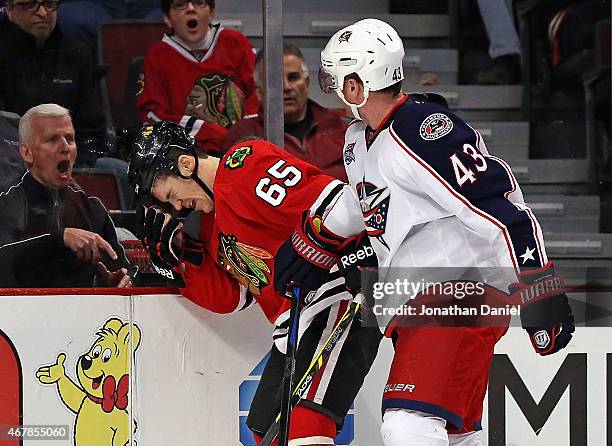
[239, 353, 355, 445]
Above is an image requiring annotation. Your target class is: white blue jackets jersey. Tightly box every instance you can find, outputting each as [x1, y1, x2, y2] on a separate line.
[319, 95, 548, 294]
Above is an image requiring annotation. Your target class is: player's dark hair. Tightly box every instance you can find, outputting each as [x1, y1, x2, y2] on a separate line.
[379, 80, 403, 96]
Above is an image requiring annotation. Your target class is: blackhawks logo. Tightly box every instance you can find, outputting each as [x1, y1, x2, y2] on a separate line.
[185, 73, 246, 128]
[224, 145, 252, 170]
[217, 233, 273, 295]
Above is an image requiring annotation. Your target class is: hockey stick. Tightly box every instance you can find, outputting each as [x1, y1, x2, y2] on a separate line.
[260, 291, 365, 446]
[277, 283, 302, 446]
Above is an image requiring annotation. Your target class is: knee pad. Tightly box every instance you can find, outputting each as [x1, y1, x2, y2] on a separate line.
[381, 409, 449, 446]
[448, 431, 482, 446]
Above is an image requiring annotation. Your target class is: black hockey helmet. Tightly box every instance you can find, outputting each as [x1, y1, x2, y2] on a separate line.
[128, 121, 213, 203]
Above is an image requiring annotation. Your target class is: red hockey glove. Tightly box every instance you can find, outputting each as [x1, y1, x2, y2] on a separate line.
[274, 211, 354, 297]
[510, 262, 575, 356]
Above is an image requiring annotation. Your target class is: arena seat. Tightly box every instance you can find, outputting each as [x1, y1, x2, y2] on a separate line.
[97, 20, 168, 128]
[72, 168, 126, 211]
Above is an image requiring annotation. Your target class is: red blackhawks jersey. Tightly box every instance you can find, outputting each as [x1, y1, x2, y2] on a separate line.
[137, 24, 259, 152]
[180, 140, 349, 345]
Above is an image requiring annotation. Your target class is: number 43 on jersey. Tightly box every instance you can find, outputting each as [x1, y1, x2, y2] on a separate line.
[450, 143, 488, 187]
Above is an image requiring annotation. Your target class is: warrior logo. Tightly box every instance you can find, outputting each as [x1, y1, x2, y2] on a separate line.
[344, 142, 356, 165]
[225, 145, 252, 170]
[217, 233, 273, 295]
[185, 73, 247, 128]
[338, 30, 352, 43]
[533, 330, 551, 349]
[356, 181, 390, 249]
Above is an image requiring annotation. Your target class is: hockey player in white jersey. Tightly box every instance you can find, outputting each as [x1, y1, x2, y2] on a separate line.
[274, 18, 575, 446]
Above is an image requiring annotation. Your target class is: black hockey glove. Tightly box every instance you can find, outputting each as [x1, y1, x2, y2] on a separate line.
[274, 211, 354, 297]
[337, 235, 378, 296]
[510, 262, 575, 356]
[137, 206, 205, 271]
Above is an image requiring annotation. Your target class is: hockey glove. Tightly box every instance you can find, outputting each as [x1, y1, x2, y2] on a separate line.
[510, 262, 575, 356]
[337, 235, 378, 295]
[274, 211, 354, 297]
[138, 206, 205, 271]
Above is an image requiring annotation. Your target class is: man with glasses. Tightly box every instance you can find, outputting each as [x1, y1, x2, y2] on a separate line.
[0, 0, 107, 143]
[136, 0, 259, 155]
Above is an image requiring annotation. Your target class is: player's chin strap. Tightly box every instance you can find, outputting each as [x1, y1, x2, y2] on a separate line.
[336, 87, 369, 120]
[185, 155, 214, 202]
[192, 174, 214, 202]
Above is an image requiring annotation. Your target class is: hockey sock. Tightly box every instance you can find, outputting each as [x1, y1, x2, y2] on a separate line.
[288, 405, 336, 445]
[252, 406, 336, 446]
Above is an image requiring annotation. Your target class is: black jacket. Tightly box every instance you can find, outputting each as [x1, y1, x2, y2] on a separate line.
[0, 18, 106, 137]
[0, 173, 129, 287]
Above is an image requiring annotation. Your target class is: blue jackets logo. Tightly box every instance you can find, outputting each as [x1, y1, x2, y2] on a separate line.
[239, 353, 355, 445]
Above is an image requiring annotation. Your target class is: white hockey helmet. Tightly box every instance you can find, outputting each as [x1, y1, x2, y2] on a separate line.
[319, 18, 405, 98]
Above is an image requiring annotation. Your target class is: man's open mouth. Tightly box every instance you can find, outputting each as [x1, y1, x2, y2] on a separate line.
[57, 160, 70, 177]
[91, 374, 104, 390]
[187, 19, 198, 29]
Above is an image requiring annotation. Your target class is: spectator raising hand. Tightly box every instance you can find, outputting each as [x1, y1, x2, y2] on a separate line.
[0, 104, 131, 288]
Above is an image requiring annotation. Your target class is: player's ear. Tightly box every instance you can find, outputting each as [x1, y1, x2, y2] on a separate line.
[344, 78, 360, 101]
[19, 143, 34, 165]
[177, 154, 196, 176]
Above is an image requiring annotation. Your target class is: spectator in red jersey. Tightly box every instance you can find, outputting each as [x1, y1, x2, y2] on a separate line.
[223, 44, 349, 181]
[136, 0, 258, 156]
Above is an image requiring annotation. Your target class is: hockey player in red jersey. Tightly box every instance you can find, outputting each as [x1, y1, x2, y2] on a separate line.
[274, 19, 575, 446]
[127, 121, 381, 446]
[136, 0, 259, 154]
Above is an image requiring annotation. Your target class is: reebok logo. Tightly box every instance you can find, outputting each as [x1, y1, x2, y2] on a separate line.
[340, 245, 375, 269]
[153, 264, 174, 280]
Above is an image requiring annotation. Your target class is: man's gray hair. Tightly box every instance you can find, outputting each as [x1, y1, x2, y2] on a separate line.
[19, 104, 71, 144]
[254, 44, 309, 86]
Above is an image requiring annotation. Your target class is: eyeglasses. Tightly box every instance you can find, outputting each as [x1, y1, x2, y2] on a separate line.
[10, 0, 60, 12]
[171, 0, 209, 10]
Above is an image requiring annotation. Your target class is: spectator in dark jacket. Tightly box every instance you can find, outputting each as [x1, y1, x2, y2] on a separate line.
[223, 44, 348, 181]
[0, 110, 25, 192]
[0, 1, 107, 140]
[0, 104, 131, 288]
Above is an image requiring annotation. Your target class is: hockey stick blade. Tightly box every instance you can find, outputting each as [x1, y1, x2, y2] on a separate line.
[260, 292, 365, 446]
